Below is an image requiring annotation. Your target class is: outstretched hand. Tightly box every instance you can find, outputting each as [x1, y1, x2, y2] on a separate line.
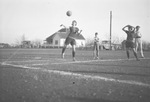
[60, 24, 63, 27]
[60, 24, 66, 28]
[78, 30, 82, 36]
[79, 30, 82, 34]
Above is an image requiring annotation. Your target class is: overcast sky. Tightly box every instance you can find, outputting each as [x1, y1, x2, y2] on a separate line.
[0, 0, 150, 44]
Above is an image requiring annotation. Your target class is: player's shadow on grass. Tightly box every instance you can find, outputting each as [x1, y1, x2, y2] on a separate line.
[63, 96, 126, 102]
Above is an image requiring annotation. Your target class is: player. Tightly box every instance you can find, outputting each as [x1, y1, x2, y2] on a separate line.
[122, 25, 139, 61]
[61, 20, 82, 61]
[93, 32, 100, 59]
[134, 26, 144, 58]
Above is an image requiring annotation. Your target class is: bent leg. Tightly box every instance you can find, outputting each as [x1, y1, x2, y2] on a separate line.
[126, 48, 130, 59]
[62, 44, 67, 58]
[132, 48, 139, 61]
[72, 45, 76, 61]
[135, 40, 138, 53]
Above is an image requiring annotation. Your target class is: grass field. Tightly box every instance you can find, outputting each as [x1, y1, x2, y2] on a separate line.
[0, 48, 150, 102]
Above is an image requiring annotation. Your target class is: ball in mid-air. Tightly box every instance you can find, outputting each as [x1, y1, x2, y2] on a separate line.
[66, 11, 72, 17]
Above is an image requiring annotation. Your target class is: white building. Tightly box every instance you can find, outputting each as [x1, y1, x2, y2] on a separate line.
[44, 28, 85, 48]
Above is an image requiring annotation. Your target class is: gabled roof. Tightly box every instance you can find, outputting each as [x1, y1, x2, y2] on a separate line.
[58, 28, 67, 32]
[46, 33, 56, 41]
[46, 28, 85, 42]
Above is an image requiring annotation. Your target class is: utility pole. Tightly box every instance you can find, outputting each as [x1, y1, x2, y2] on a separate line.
[110, 11, 112, 50]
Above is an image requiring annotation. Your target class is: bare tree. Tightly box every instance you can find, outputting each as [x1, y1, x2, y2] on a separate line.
[15, 39, 21, 46]
[104, 33, 125, 44]
[31, 39, 42, 48]
[142, 41, 150, 51]
[21, 34, 26, 45]
[14, 34, 26, 47]
[112, 35, 125, 44]
[85, 38, 93, 46]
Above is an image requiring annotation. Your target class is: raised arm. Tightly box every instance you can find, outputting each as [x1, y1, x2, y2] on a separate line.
[79, 30, 82, 34]
[78, 30, 82, 36]
[60, 24, 66, 28]
[131, 26, 135, 31]
[122, 25, 129, 32]
[60, 24, 70, 33]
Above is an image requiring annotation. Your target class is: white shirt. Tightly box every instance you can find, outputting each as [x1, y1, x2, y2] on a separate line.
[135, 31, 142, 43]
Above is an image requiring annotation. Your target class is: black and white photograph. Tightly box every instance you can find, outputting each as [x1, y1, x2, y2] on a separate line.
[0, 0, 150, 102]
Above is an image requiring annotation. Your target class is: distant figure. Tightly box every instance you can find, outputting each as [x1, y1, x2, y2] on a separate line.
[93, 32, 100, 59]
[134, 26, 144, 58]
[122, 25, 139, 61]
[61, 20, 82, 61]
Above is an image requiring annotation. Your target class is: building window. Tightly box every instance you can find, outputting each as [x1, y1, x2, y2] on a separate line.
[55, 40, 58, 45]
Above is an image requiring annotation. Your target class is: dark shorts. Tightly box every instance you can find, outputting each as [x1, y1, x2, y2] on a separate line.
[126, 41, 135, 48]
[65, 37, 76, 46]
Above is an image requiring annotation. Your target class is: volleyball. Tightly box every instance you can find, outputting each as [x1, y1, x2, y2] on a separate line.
[66, 11, 72, 16]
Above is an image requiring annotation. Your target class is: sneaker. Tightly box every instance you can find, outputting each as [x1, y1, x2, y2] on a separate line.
[73, 58, 76, 61]
[95, 57, 99, 60]
[141, 56, 145, 58]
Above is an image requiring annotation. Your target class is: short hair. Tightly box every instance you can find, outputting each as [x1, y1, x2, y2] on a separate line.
[128, 25, 132, 29]
[72, 20, 77, 26]
[128, 26, 133, 30]
[95, 32, 98, 35]
[136, 26, 140, 29]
